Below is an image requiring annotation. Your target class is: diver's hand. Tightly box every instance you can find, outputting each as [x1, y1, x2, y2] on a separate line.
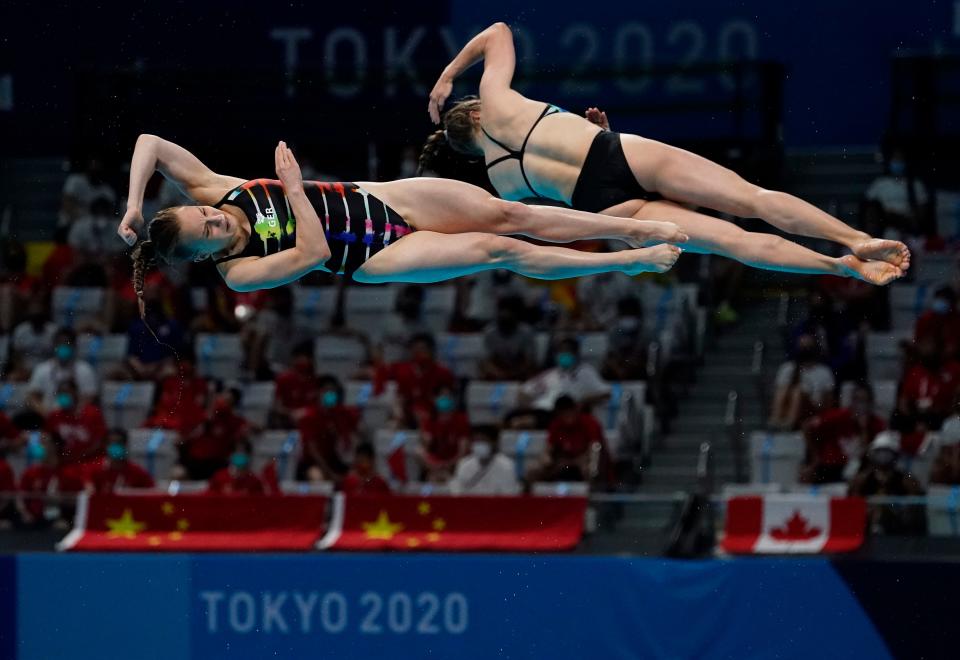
[275, 141, 303, 193]
[585, 107, 610, 131]
[428, 76, 453, 125]
[118, 206, 144, 246]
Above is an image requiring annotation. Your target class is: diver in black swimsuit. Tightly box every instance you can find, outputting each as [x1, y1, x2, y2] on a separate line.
[118, 136, 683, 313]
[422, 21, 911, 286]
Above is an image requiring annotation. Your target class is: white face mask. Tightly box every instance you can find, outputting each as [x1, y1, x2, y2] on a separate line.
[472, 441, 492, 460]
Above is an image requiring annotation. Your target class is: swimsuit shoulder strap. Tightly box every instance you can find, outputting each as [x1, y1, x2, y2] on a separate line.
[483, 104, 564, 199]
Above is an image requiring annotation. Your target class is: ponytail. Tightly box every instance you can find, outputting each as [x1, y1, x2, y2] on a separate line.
[130, 239, 157, 320]
[417, 129, 447, 176]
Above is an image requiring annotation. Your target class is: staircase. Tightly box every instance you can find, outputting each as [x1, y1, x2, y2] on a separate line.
[783, 147, 882, 226]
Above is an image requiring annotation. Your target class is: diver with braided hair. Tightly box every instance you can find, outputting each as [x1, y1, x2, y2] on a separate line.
[119, 136, 686, 312]
[423, 22, 911, 286]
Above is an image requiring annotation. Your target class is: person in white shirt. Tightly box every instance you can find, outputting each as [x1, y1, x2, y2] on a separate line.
[449, 425, 520, 495]
[59, 157, 117, 228]
[520, 337, 611, 412]
[863, 148, 930, 235]
[10, 301, 58, 374]
[67, 197, 127, 257]
[769, 333, 836, 430]
[27, 328, 98, 414]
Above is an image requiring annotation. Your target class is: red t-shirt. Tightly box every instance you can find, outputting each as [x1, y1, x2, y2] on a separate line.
[548, 412, 604, 459]
[808, 408, 886, 467]
[274, 369, 319, 412]
[18, 464, 85, 519]
[145, 375, 209, 434]
[297, 404, 361, 462]
[0, 412, 18, 442]
[91, 461, 156, 494]
[375, 360, 455, 423]
[915, 311, 960, 357]
[901, 362, 960, 416]
[207, 468, 265, 495]
[45, 404, 107, 464]
[341, 471, 391, 495]
[186, 409, 249, 462]
[0, 459, 14, 492]
[423, 412, 471, 463]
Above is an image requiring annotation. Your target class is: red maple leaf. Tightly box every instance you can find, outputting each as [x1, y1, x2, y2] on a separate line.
[770, 510, 822, 541]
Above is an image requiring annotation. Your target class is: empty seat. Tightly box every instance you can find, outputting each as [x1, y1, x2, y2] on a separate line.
[344, 285, 397, 333]
[101, 381, 155, 429]
[239, 381, 275, 427]
[372, 429, 421, 483]
[293, 286, 338, 332]
[466, 381, 521, 425]
[499, 430, 547, 479]
[784, 483, 849, 497]
[900, 432, 938, 487]
[0, 335, 7, 373]
[749, 431, 804, 488]
[436, 333, 484, 378]
[402, 481, 453, 496]
[889, 284, 929, 329]
[128, 428, 179, 480]
[52, 286, 106, 328]
[345, 381, 397, 430]
[721, 483, 782, 499]
[280, 480, 336, 496]
[195, 334, 244, 381]
[866, 332, 907, 381]
[253, 430, 301, 482]
[531, 481, 589, 497]
[314, 334, 368, 381]
[0, 381, 29, 415]
[77, 333, 128, 377]
[926, 485, 960, 536]
[421, 285, 456, 333]
[153, 480, 209, 494]
[578, 332, 609, 370]
[838, 380, 898, 418]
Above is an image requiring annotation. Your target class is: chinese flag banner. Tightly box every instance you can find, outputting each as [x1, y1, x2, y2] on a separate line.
[722, 495, 866, 555]
[320, 494, 587, 551]
[59, 494, 328, 552]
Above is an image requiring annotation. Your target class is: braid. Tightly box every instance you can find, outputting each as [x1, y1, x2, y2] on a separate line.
[417, 129, 447, 176]
[130, 239, 157, 320]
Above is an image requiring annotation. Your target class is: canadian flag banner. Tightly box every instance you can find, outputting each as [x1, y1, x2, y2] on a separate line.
[722, 495, 866, 554]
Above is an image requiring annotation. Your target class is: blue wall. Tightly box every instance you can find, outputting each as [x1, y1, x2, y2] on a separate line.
[5, 553, 895, 660]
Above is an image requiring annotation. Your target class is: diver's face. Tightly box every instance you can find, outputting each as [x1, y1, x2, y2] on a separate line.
[177, 206, 236, 261]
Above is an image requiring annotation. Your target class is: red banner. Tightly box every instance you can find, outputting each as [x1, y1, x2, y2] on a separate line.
[59, 494, 328, 552]
[320, 494, 587, 551]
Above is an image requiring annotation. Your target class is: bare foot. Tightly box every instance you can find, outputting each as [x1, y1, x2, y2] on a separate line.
[852, 238, 911, 269]
[839, 254, 903, 286]
[624, 244, 682, 275]
[626, 221, 689, 248]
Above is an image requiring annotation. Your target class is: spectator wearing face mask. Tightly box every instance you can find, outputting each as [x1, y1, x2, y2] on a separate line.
[914, 287, 960, 362]
[418, 385, 471, 483]
[59, 156, 117, 229]
[44, 380, 107, 465]
[601, 296, 649, 381]
[271, 342, 319, 428]
[479, 296, 537, 381]
[297, 375, 362, 482]
[536, 395, 604, 483]
[90, 429, 155, 494]
[182, 389, 250, 480]
[17, 435, 84, 528]
[801, 383, 886, 483]
[26, 327, 98, 415]
[449, 425, 519, 495]
[8, 300, 58, 378]
[896, 336, 960, 434]
[769, 333, 836, 430]
[520, 337, 611, 414]
[375, 333, 456, 428]
[245, 286, 314, 379]
[208, 442, 264, 495]
[863, 146, 931, 237]
[341, 442, 391, 495]
[931, 415, 960, 485]
[849, 431, 926, 535]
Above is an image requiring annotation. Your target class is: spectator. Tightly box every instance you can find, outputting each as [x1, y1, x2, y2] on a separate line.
[863, 145, 930, 238]
[0, 449, 14, 525]
[27, 327, 98, 414]
[418, 385, 471, 482]
[914, 287, 960, 362]
[59, 156, 117, 228]
[449, 425, 519, 495]
[895, 335, 960, 434]
[67, 196, 125, 282]
[601, 296, 649, 381]
[375, 333, 455, 428]
[181, 389, 250, 480]
[519, 337, 611, 413]
[44, 380, 107, 465]
[341, 442, 391, 495]
[244, 286, 313, 379]
[849, 431, 926, 535]
[577, 271, 638, 330]
[801, 383, 886, 483]
[8, 300, 58, 378]
[270, 341, 318, 428]
[17, 435, 83, 528]
[537, 395, 603, 482]
[769, 333, 836, 430]
[89, 429, 155, 494]
[123, 281, 187, 381]
[207, 442, 264, 495]
[930, 415, 960, 485]
[791, 289, 863, 381]
[144, 356, 209, 435]
[479, 296, 537, 381]
[297, 375, 362, 482]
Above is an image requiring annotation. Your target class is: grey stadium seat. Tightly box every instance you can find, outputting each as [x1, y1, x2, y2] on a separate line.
[195, 333, 244, 381]
[749, 431, 805, 489]
[102, 381, 155, 429]
[128, 428, 179, 480]
[253, 430, 301, 482]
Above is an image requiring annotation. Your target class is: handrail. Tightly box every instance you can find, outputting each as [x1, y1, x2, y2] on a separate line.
[696, 441, 713, 497]
[725, 390, 746, 482]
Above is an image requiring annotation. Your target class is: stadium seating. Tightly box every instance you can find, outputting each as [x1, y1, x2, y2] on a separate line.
[865, 332, 908, 380]
[749, 431, 804, 488]
[194, 334, 244, 381]
[293, 285, 338, 333]
[77, 333, 127, 377]
[101, 381, 155, 429]
[531, 481, 589, 496]
[402, 482, 453, 496]
[128, 428, 179, 480]
[0, 381, 28, 415]
[926, 485, 960, 536]
[373, 429, 421, 483]
[252, 430, 301, 482]
[314, 334, 368, 382]
[345, 381, 397, 431]
[499, 430, 547, 479]
[0, 335, 7, 374]
[280, 480, 336, 496]
[436, 332, 484, 379]
[238, 381, 275, 428]
[465, 381, 521, 425]
[421, 285, 457, 334]
[344, 285, 396, 335]
[52, 286, 105, 328]
[838, 379, 898, 418]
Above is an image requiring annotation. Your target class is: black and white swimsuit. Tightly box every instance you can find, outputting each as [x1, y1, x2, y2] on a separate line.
[212, 179, 413, 278]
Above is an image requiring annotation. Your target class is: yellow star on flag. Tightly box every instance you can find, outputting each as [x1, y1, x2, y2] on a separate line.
[407, 537, 421, 547]
[148, 536, 162, 547]
[168, 532, 183, 541]
[106, 509, 146, 539]
[161, 502, 174, 515]
[427, 532, 440, 542]
[176, 518, 190, 531]
[418, 501, 431, 515]
[432, 518, 446, 531]
[363, 510, 404, 540]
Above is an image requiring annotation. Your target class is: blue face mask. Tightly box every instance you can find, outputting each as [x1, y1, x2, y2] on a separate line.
[889, 160, 906, 177]
[55, 344, 74, 361]
[27, 442, 46, 461]
[106, 443, 127, 461]
[435, 395, 455, 413]
[56, 392, 74, 409]
[230, 453, 250, 469]
[932, 299, 950, 315]
[556, 352, 577, 369]
[321, 390, 339, 408]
